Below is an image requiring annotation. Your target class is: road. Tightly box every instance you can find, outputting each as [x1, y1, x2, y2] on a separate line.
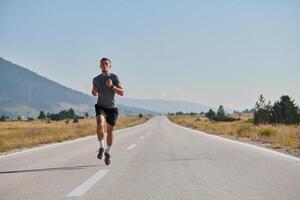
[0, 116, 300, 200]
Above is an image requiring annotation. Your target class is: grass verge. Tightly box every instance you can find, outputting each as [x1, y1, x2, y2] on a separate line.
[0, 115, 151, 153]
[168, 114, 300, 157]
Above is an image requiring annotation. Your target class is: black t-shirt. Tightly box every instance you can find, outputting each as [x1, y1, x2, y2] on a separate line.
[93, 73, 121, 109]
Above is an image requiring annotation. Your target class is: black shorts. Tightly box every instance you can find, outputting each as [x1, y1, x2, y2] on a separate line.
[95, 104, 119, 126]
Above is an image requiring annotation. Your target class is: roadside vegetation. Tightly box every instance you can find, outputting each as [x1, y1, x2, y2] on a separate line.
[168, 95, 300, 157]
[0, 109, 150, 153]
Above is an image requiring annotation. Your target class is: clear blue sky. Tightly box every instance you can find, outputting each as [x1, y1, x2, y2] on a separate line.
[1, 0, 299, 110]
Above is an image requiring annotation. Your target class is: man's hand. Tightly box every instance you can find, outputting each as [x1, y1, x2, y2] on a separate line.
[106, 78, 125, 96]
[106, 79, 113, 88]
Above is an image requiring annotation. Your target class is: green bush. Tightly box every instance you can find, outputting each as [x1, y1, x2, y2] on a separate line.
[258, 128, 275, 137]
[205, 106, 240, 122]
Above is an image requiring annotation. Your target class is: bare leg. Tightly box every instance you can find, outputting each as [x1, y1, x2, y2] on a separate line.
[96, 115, 106, 141]
[106, 123, 114, 148]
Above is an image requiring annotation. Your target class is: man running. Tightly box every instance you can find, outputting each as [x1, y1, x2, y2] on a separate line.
[92, 57, 125, 165]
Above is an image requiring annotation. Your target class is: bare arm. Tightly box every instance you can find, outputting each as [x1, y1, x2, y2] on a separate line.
[106, 78, 125, 96]
[112, 85, 125, 96]
[91, 84, 99, 96]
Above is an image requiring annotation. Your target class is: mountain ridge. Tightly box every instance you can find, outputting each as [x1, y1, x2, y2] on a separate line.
[0, 57, 228, 118]
[0, 57, 159, 117]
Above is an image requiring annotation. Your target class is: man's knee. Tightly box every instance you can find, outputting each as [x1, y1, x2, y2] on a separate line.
[96, 116, 105, 129]
[97, 123, 105, 131]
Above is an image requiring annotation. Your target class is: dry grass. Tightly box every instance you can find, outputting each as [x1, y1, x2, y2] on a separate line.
[168, 114, 300, 154]
[0, 115, 151, 153]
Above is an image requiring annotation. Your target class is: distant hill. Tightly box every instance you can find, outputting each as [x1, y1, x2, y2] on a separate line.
[0, 57, 159, 118]
[117, 97, 234, 114]
[117, 97, 211, 114]
[0, 57, 230, 118]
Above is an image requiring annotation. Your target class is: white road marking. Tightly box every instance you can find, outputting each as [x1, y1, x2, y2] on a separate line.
[0, 118, 154, 159]
[140, 136, 145, 139]
[127, 144, 136, 150]
[166, 117, 300, 162]
[67, 169, 109, 197]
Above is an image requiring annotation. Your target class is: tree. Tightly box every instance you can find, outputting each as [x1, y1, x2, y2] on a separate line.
[138, 113, 143, 118]
[67, 108, 76, 118]
[176, 111, 184, 115]
[298, 107, 300, 123]
[46, 108, 78, 121]
[38, 111, 46, 120]
[58, 108, 76, 119]
[254, 95, 272, 124]
[254, 94, 299, 125]
[27, 117, 34, 121]
[271, 95, 299, 124]
[205, 106, 239, 122]
[0, 115, 7, 121]
[84, 112, 89, 118]
[216, 105, 226, 120]
[205, 109, 216, 120]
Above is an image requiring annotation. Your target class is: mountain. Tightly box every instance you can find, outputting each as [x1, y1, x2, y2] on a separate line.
[0, 57, 159, 118]
[117, 97, 234, 114]
[0, 57, 228, 118]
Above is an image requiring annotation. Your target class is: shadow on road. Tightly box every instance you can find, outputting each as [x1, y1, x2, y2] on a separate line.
[0, 164, 103, 174]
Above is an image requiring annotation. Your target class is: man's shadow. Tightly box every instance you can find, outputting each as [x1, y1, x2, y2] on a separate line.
[0, 164, 104, 174]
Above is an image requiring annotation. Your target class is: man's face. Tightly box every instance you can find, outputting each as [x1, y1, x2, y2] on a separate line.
[100, 60, 111, 72]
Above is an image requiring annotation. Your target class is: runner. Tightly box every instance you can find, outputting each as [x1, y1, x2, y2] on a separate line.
[92, 57, 125, 165]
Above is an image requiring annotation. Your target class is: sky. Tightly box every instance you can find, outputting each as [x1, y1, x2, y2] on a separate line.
[0, 0, 299, 110]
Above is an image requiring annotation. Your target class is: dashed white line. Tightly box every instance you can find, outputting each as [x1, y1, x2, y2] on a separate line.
[127, 144, 136, 150]
[67, 169, 109, 197]
[0, 118, 155, 159]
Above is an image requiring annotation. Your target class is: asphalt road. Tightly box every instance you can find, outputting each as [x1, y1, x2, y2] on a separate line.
[0, 116, 300, 200]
